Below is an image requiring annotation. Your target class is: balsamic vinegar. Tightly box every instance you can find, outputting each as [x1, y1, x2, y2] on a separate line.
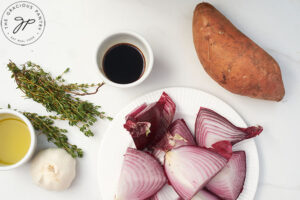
[103, 43, 145, 84]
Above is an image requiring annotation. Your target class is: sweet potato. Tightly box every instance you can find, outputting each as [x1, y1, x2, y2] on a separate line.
[193, 2, 285, 101]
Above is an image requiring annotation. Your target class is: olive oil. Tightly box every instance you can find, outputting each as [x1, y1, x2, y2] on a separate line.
[0, 117, 31, 165]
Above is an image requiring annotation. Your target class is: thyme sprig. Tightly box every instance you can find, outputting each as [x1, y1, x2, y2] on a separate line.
[23, 112, 84, 158]
[7, 61, 112, 137]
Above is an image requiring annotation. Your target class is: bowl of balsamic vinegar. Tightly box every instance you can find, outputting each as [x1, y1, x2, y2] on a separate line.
[97, 32, 153, 88]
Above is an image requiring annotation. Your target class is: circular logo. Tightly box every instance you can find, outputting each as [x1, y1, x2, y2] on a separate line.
[1, 1, 45, 46]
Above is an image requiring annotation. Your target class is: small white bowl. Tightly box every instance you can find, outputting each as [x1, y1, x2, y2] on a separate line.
[96, 31, 154, 88]
[0, 109, 36, 170]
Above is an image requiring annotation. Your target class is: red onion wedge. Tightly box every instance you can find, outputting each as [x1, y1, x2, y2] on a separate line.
[165, 119, 196, 149]
[195, 107, 263, 150]
[151, 185, 219, 200]
[151, 184, 181, 200]
[116, 148, 166, 200]
[192, 190, 220, 200]
[153, 119, 196, 163]
[124, 92, 176, 150]
[164, 146, 228, 200]
[206, 151, 246, 200]
[125, 103, 148, 119]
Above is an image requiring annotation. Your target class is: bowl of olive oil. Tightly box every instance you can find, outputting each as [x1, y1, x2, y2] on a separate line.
[0, 109, 36, 170]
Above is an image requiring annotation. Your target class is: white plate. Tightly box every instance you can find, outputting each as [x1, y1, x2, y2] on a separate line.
[98, 87, 259, 200]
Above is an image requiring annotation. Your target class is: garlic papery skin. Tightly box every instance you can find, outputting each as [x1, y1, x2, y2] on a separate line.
[31, 148, 76, 191]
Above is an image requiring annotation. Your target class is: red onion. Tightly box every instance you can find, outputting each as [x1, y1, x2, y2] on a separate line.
[124, 92, 176, 150]
[116, 148, 166, 200]
[210, 140, 233, 160]
[164, 146, 227, 200]
[206, 151, 246, 200]
[153, 119, 196, 163]
[195, 107, 262, 151]
[159, 92, 177, 127]
[125, 103, 147, 120]
[151, 184, 181, 200]
[166, 119, 196, 149]
[192, 190, 220, 200]
[152, 185, 219, 200]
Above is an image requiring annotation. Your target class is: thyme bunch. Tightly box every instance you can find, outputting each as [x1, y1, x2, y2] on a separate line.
[7, 61, 112, 137]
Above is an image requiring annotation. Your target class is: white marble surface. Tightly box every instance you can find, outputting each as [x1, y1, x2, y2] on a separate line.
[0, 0, 299, 199]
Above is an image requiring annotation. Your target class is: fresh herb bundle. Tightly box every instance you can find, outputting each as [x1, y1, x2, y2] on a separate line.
[7, 61, 112, 137]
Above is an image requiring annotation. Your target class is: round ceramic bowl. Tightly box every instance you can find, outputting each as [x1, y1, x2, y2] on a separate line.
[0, 109, 36, 170]
[96, 31, 154, 88]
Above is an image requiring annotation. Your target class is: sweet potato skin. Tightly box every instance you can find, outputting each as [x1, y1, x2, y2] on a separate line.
[193, 2, 285, 101]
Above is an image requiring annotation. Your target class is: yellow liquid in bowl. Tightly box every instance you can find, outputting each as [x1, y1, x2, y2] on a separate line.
[0, 118, 31, 165]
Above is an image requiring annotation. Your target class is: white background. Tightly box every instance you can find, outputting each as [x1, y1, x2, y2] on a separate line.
[0, 0, 299, 199]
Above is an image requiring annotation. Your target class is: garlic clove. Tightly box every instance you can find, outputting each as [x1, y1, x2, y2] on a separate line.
[31, 148, 76, 191]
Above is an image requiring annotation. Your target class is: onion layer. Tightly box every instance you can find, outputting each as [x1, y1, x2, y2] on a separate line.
[151, 184, 181, 200]
[206, 151, 246, 200]
[195, 107, 262, 150]
[192, 190, 220, 200]
[167, 119, 196, 149]
[153, 119, 196, 163]
[164, 146, 227, 200]
[116, 148, 166, 200]
[124, 92, 176, 150]
[151, 186, 220, 200]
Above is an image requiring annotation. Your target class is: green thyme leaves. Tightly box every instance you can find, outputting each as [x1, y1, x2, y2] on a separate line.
[23, 111, 83, 158]
[7, 61, 113, 158]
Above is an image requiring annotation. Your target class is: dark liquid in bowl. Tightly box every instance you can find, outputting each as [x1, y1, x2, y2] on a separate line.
[103, 43, 145, 84]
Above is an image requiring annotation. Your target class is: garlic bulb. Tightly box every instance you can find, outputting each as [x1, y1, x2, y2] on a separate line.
[31, 148, 76, 191]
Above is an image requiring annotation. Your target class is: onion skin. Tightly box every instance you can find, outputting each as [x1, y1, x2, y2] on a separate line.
[116, 148, 167, 200]
[164, 146, 228, 200]
[124, 92, 176, 150]
[195, 107, 262, 150]
[206, 151, 246, 200]
[211, 140, 233, 160]
[125, 103, 147, 120]
[159, 92, 177, 129]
